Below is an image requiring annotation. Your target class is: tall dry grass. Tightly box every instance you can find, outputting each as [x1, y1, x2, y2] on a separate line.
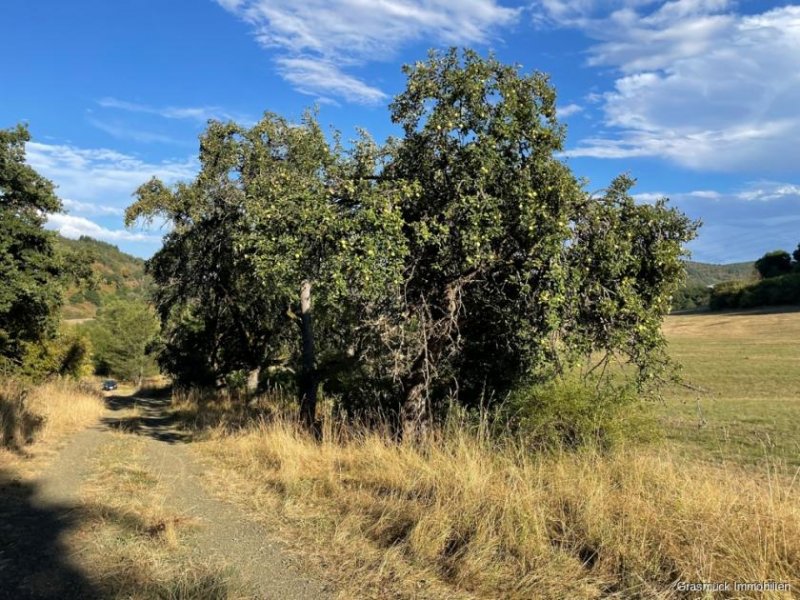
[196, 411, 800, 599]
[1, 378, 106, 453]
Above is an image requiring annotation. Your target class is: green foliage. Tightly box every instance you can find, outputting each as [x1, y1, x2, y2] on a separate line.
[755, 250, 793, 279]
[125, 49, 697, 438]
[504, 377, 655, 451]
[20, 327, 93, 380]
[0, 124, 65, 372]
[710, 273, 800, 310]
[671, 283, 711, 311]
[86, 299, 159, 382]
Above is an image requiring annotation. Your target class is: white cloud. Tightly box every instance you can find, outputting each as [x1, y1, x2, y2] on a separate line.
[26, 141, 197, 210]
[46, 213, 161, 243]
[540, 2, 800, 172]
[216, 0, 520, 103]
[557, 103, 583, 117]
[26, 141, 195, 252]
[62, 198, 124, 216]
[633, 181, 800, 204]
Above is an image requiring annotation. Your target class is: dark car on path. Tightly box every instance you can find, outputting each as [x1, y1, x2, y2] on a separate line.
[102, 380, 118, 391]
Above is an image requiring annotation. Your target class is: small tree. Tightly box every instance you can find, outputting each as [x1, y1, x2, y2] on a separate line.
[89, 299, 159, 385]
[755, 250, 793, 279]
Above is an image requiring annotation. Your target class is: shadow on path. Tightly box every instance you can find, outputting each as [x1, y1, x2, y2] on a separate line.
[103, 395, 191, 444]
[0, 470, 99, 599]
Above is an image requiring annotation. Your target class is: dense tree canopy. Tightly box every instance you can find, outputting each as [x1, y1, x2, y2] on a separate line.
[0, 124, 65, 373]
[756, 250, 793, 279]
[84, 299, 159, 384]
[127, 50, 697, 433]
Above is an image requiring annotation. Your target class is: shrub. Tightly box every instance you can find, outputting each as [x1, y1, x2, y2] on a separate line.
[709, 279, 748, 309]
[710, 274, 800, 310]
[503, 377, 656, 451]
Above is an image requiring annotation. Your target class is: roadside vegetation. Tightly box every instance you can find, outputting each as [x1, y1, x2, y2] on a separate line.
[672, 247, 800, 312]
[0, 379, 105, 465]
[175, 388, 800, 599]
[3, 48, 799, 599]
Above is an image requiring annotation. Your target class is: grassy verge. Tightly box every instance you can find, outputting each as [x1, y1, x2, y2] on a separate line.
[188, 408, 799, 599]
[1, 378, 106, 465]
[660, 308, 800, 466]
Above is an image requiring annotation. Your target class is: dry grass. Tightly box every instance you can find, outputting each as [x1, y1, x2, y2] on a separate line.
[193, 412, 800, 599]
[1, 378, 105, 458]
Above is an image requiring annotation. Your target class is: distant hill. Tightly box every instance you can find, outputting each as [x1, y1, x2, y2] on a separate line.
[56, 236, 151, 320]
[684, 260, 756, 287]
[672, 260, 757, 311]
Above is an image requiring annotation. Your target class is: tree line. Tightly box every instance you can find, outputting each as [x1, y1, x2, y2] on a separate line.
[710, 246, 800, 310]
[123, 49, 697, 436]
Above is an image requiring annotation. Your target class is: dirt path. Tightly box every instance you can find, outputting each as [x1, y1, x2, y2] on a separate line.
[0, 394, 331, 599]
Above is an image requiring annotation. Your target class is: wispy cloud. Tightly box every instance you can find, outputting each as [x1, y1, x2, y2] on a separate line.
[537, 1, 800, 172]
[97, 97, 247, 123]
[216, 0, 520, 104]
[62, 198, 125, 216]
[87, 117, 185, 145]
[275, 57, 387, 104]
[627, 179, 800, 262]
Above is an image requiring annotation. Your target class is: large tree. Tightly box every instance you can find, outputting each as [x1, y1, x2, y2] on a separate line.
[383, 49, 696, 433]
[129, 50, 696, 435]
[127, 114, 407, 428]
[0, 124, 65, 372]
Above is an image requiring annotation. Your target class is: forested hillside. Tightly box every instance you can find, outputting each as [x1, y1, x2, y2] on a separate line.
[684, 260, 755, 287]
[56, 236, 150, 319]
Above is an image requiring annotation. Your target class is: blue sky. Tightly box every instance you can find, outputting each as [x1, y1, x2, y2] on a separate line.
[2, 0, 798, 263]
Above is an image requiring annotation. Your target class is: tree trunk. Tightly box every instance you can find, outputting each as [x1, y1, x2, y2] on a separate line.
[400, 375, 429, 441]
[399, 343, 435, 441]
[246, 367, 260, 394]
[298, 279, 317, 431]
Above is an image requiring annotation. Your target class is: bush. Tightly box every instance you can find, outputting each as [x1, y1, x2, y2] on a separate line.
[709, 279, 748, 309]
[19, 327, 93, 381]
[671, 283, 711, 311]
[710, 273, 800, 310]
[755, 250, 793, 279]
[503, 378, 656, 451]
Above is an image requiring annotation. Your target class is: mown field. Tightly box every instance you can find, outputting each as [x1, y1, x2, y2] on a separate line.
[660, 307, 800, 467]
